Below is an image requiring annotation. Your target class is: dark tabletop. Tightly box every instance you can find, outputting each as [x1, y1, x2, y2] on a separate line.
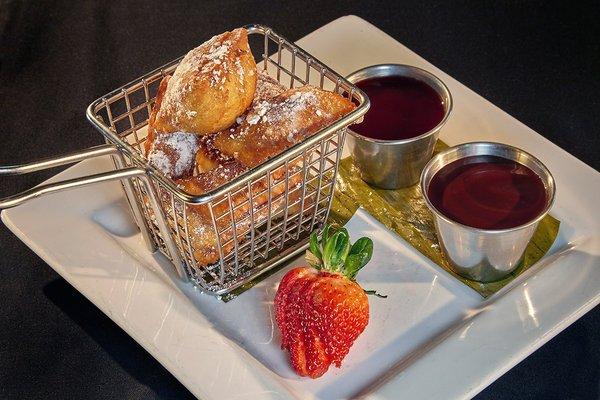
[1, 1, 598, 399]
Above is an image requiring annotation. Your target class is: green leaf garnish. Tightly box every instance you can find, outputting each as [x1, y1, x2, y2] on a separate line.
[306, 224, 373, 279]
[322, 224, 332, 242]
[322, 229, 350, 271]
[309, 231, 322, 260]
[305, 249, 322, 269]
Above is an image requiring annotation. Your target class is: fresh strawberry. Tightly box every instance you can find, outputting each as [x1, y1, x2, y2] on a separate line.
[274, 225, 374, 378]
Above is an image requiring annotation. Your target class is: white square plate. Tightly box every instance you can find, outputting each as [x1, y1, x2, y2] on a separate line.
[3, 16, 599, 399]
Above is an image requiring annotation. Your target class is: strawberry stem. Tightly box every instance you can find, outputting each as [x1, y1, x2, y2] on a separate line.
[364, 289, 388, 298]
[306, 224, 373, 280]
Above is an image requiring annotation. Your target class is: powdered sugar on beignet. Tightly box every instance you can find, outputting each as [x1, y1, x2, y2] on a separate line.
[196, 72, 286, 173]
[236, 71, 285, 124]
[151, 28, 257, 135]
[213, 86, 355, 167]
[147, 132, 199, 178]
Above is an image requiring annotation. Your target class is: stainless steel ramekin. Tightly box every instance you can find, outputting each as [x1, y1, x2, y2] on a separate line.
[346, 64, 452, 189]
[420, 142, 556, 282]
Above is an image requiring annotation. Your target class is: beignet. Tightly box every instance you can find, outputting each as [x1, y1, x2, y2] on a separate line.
[194, 133, 235, 174]
[193, 71, 286, 174]
[213, 86, 355, 168]
[139, 29, 357, 269]
[150, 28, 257, 135]
[250, 71, 287, 108]
[146, 131, 199, 179]
[175, 161, 303, 266]
[145, 74, 171, 156]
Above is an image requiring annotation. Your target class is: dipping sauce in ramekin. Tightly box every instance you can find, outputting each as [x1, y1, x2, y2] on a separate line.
[421, 142, 555, 282]
[352, 75, 445, 141]
[346, 64, 452, 189]
[427, 155, 548, 230]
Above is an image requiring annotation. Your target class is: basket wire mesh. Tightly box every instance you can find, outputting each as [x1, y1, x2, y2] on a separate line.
[1, 24, 369, 296]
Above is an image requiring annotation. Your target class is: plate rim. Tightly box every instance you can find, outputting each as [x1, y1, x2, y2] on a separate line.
[3, 15, 600, 400]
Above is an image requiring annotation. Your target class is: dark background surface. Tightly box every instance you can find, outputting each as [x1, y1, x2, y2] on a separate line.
[1, 1, 599, 399]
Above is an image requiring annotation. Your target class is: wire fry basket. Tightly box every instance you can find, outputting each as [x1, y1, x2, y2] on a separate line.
[0, 24, 369, 296]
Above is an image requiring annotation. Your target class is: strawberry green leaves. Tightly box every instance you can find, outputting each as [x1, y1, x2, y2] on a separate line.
[305, 247, 323, 269]
[308, 232, 323, 266]
[306, 225, 373, 280]
[323, 228, 351, 272]
[345, 237, 373, 280]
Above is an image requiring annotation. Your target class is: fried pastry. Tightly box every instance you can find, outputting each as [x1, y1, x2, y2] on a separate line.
[150, 28, 257, 135]
[144, 75, 171, 156]
[213, 85, 355, 168]
[193, 133, 234, 174]
[250, 70, 287, 108]
[140, 29, 356, 269]
[146, 131, 199, 179]
[193, 71, 286, 174]
[174, 161, 304, 266]
[177, 161, 248, 200]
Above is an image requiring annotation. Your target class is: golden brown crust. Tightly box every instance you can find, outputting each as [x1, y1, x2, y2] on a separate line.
[140, 31, 355, 268]
[194, 133, 235, 174]
[145, 132, 199, 179]
[150, 28, 257, 135]
[174, 161, 305, 266]
[192, 71, 286, 174]
[213, 86, 355, 168]
[177, 161, 248, 197]
[251, 71, 287, 107]
[145, 75, 171, 156]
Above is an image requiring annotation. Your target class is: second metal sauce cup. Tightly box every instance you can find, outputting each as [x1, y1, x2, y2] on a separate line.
[346, 64, 453, 189]
[420, 142, 556, 282]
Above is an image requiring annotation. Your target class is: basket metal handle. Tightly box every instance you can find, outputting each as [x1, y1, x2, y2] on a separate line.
[0, 144, 119, 177]
[0, 144, 187, 280]
[0, 144, 145, 209]
[0, 144, 157, 243]
[0, 165, 146, 209]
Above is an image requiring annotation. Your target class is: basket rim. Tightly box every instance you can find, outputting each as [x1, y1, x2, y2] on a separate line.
[85, 23, 370, 205]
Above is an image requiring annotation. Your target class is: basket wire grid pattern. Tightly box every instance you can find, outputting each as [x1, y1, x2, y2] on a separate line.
[86, 25, 369, 295]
